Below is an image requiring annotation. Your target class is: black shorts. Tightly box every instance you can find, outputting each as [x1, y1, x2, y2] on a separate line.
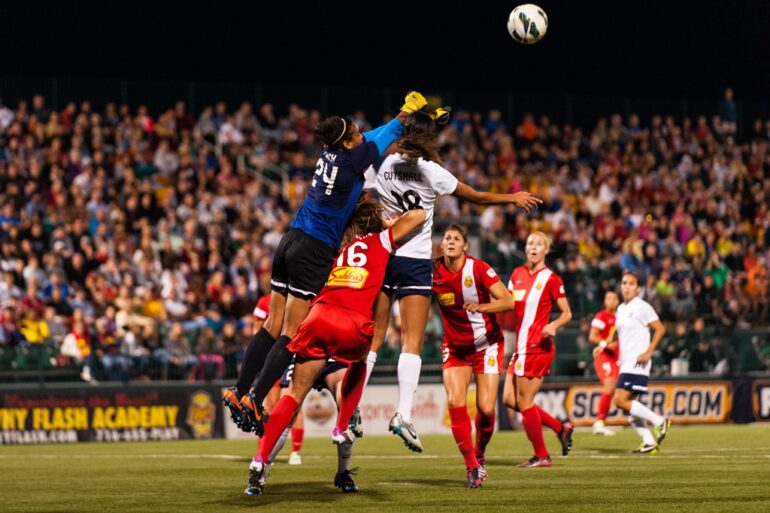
[279, 356, 348, 391]
[382, 255, 433, 298]
[271, 228, 337, 300]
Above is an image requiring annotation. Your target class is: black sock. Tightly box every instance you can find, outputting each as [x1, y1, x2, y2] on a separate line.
[251, 335, 293, 404]
[235, 327, 276, 397]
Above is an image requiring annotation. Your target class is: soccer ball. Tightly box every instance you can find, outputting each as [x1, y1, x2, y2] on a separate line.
[507, 4, 549, 45]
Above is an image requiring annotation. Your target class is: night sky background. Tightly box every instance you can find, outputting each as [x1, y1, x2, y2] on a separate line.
[1, 1, 768, 109]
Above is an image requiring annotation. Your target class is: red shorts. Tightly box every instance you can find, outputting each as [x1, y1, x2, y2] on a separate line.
[594, 352, 619, 381]
[507, 351, 554, 378]
[441, 342, 504, 374]
[288, 303, 374, 364]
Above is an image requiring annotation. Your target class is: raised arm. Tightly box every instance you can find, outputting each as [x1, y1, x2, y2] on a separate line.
[363, 91, 427, 154]
[390, 209, 427, 243]
[452, 182, 542, 212]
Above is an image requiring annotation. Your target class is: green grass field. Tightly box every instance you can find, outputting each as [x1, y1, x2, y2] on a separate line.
[2, 425, 770, 513]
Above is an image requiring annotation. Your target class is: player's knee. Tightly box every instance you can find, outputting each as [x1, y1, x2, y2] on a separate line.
[477, 403, 495, 419]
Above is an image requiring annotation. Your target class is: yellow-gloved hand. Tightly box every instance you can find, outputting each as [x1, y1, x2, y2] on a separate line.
[431, 107, 452, 126]
[401, 90, 428, 113]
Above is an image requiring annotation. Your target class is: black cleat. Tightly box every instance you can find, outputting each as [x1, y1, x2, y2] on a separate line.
[334, 469, 359, 493]
[559, 421, 574, 456]
[240, 392, 268, 436]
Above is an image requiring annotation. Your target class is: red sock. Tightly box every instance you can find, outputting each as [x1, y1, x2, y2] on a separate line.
[449, 406, 478, 469]
[291, 427, 304, 452]
[597, 393, 612, 421]
[474, 411, 496, 458]
[521, 406, 549, 458]
[258, 395, 298, 462]
[537, 405, 562, 433]
[335, 360, 366, 431]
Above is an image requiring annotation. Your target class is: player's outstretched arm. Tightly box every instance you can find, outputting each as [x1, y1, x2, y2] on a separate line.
[452, 182, 542, 212]
[362, 91, 427, 154]
[390, 209, 427, 244]
[463, 281, 514, 314]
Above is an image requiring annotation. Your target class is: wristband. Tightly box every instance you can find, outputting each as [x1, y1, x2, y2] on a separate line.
[599, 340, 607, 350]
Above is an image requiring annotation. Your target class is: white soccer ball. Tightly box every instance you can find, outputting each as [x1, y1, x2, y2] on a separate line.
[507, 4, 549, 45]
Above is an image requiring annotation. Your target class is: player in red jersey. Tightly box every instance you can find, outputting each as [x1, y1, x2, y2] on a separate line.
[433, 225, 514, 488]
[245, 201, 426, 496]
[503, 231, 574, 468]
[589, 291, 620, 436]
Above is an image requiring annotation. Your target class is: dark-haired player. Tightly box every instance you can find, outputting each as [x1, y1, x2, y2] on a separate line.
[223, 92, 429, 433]
[590, 290, 620, 436]
[245, 202, 426, 495]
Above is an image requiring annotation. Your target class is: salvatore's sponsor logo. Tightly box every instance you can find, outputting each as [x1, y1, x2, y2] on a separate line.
[437, 292, 455, 306]
[186, 391, 216, 439]
[327, 266, 369, 289]
[513, 289, 526, 301]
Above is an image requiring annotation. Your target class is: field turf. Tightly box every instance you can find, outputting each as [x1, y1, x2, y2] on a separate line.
[2, 424, 769, 513]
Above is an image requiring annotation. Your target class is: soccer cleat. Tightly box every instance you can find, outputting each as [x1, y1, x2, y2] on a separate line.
[388, 413, 423, 453]
[478, 464, 488, 482]
[516, 456, 553, 468]
[288, 451, 302, 465]
[222, 387, 248, 431]
[244, 459, 267, 495]
[466, 467, 483, 488]
[331, 426, 356, 445]
[476, 454, 486, 468]
[653, 417, 671, 446]
[349, 407, 364, 438]
[632, 442, 659, 454]
[559, 421, 574, 456]
[334, 469, 359, 493]
[240, 392, 268, 436]
[592, 420, 616, 436]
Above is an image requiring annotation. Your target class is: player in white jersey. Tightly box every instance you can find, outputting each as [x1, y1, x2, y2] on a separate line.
[363, 109, 541, 452]
[613, 271, 671, 453]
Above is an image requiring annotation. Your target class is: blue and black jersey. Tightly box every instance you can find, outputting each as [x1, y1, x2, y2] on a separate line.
[291, 117, 403, 248]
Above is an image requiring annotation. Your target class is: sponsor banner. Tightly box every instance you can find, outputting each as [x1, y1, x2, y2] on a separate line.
[528, 382, 732, 427]
[223, 385, 470, 439]
[753, 380, 770, 421]
[0, 388, 223, 444]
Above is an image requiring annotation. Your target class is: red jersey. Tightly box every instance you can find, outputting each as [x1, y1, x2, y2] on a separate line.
[507, 265, 566, 355]
[315, 229, 395, 317]
[253, 295, 270, 320]
[591, 309, 617, 359]
[433, 255, 503, 351]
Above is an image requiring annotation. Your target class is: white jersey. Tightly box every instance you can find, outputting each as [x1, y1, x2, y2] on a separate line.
[364, 153, 458, 259]
[615, 296, 659, 376]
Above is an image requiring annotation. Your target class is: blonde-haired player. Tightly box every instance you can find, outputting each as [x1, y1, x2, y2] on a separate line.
[503, 231, 574, 467]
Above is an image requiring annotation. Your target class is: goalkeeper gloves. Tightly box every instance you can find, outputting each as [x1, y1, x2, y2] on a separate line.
[401, 90, 428, 113]
[431, 106, 452, 126]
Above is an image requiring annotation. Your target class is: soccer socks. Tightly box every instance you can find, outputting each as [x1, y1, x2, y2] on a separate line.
[396, 353, 422, 422]
[235, 327, 276, 397]
[449, 406, 479, 469]
[629, 415, 656, 445]
[630, 400, 664, 427]
[521, 406, 549, 458]
[258, 395, 298, 462]
[475, 411, 495, 458]
[363, 350, 378, 387]
[251, 335, 293, 404]
[337, 440, 354, 473]
[291, 427, 304, 453]
[336, 359, 367, 430]
[597, 393, 613, 421]
[266, 427, 290, 463]
[536, 405, 562, 433]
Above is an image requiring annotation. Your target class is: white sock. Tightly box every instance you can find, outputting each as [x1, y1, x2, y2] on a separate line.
[267, 427, 290, 463]
[396, 353, 421, 422]
[629, 415, 656, 445]
[364, 351, 378, 387]
[630, 400, 664, 426]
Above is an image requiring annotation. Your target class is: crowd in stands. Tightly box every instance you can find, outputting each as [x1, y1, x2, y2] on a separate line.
[0, 88, 768, 382]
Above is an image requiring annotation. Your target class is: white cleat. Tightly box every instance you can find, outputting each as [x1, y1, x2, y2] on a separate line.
[331, 427, 356, 445]
[592, 420, 616, 436]
[288, 451, 302, 465]
[388, 413, 423, 453]
[245, 459, 267, 495]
